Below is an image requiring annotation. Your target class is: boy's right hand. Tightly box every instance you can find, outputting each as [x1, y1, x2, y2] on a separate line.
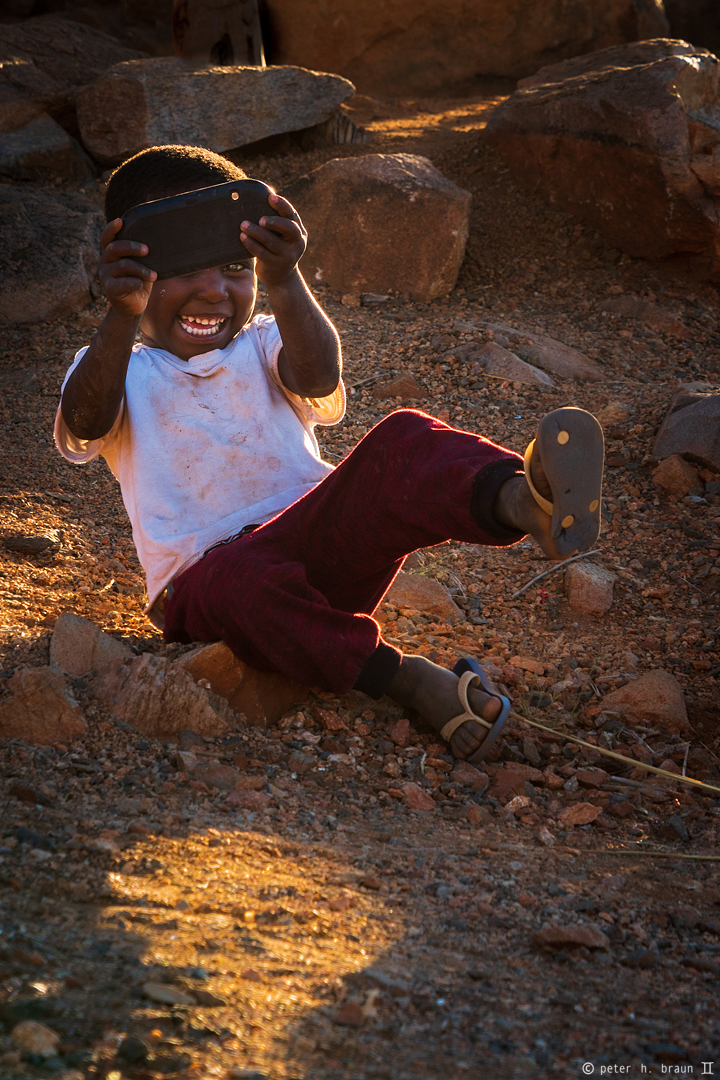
[100, 219, 157, 318]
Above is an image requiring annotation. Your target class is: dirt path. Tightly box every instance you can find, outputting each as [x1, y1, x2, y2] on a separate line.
[1, 94, 720, 1079]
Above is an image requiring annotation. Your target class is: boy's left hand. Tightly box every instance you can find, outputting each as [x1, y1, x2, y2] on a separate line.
[240, 193, 307, 287]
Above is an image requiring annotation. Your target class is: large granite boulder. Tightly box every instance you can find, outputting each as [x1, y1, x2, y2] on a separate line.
[0, 113, 93, 181]
[285, 153, 471, 301]
[652, 382, 720, 470]
[0, 184, 103, 325]
[76, 58, 354, 165]
[266, 0, 668, 97]
[0, 16, 145, 134]
[484, 40, 720, 281]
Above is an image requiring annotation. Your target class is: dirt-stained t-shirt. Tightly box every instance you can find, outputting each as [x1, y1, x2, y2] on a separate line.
[54, 313, 345, 611]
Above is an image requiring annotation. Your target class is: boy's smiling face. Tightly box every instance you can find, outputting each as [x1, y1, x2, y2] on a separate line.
[139, 259, 257, 361]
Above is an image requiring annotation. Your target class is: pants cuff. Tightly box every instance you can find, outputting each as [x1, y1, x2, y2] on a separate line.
[353, 641, 403, 699]
[471, 457, 526, 544]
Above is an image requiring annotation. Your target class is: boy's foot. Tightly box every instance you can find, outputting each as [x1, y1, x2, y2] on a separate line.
[494, 407, 604, 558]
[386, 654, 500, 760]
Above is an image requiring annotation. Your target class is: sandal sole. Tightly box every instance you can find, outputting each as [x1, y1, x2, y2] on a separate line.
[536, 407, 604, 557]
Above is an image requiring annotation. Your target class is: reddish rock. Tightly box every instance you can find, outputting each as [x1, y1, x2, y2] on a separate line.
[603, 295, 688, 338]
[334, 1001, 364, 1027]
[0, 667, 86, 744]
[402, 783, 436, 811]
[177, 640, 309, 727]
[50, 612, 132, 678]
[465, 803, 493, 825]
[386, 570, 463, 624]
[268, 0, 667, 97]
[652, 453, 702, 495]
[9, 782, 52, 805]
[485, 41, 720, 282]
[575, 768, 609, 788]
[93, 653, 230, 738]
[452, 761, 490, 791]
[485, 322, 605, 382]
[558, 802, 603, 826]
[532, 924, 610, 949]
[565, 562, 617, 616]
[0, 184, 103, 325]
[371, 373, 428, 400]
[509, 655, 545, 675]
[596, 401, 632, 428]
[191, 763, 240, 790]
[287, 750, 315, 775]
[226, 790, 272, 810]
[233, 774, 266, 791]
[77, 58, 354, 165]
[285, 154, 470, 302]
[388, 718, 411, 747]
[0, 16, 145, 134]
[470, 342, 554, 387]
[652, 385, 720, 472]
[596, 669, 690, 734]
[311, 707, 347, 731]
[489, 769, 527, 797]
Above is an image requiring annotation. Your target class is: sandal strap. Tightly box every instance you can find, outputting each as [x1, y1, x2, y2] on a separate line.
[439, 670, 493, 742]
[523, 438, 553, 517]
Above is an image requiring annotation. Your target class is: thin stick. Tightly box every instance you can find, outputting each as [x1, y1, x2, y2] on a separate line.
[508, 709, 720, 795]
[561, 848, 720, 861]
[511, 549, 601, 598]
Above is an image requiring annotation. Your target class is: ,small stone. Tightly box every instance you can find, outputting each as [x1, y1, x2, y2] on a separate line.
[652, 454, 701, 496]
[174, 750, 198, 772]
[0, 666, 86, 744]
[287, 750, 315, 774]
[11, 1020, 59, 1057]
[386, 571, 463, 624]
[371, 373, 428, 400]
[8, 782, 52, 805]
[575, 768, 608, 788]
[532, 925, 610, 949]
[117, 1036, 149, 1064]
[537, 826, 556, 846]
[593, 669, 690, 734]
[652, 385, 720, 472]
[402, 783, 436, 811]
[190, 762, 240, 790]
[388, 717, 411, 747]
[92, 653, 231, 738]
[360, 874, 382, 890]
[177, 640, 308, 726]
[328, 892, 353, 912]
[487, 769, 526, 799]
[470, 342, 554, 386]
[3, 534, 56, 554]
[564, 562, 617, 616]
[658, 814, 690, 842]
[484, 322, 604, 381]
[50, 612, 132, 677]
[142, 982, 196, 1006]
[193, 989, 227, 1007]
[596, 401, 632, 427]
[452, 761, 489, 791]
[226, 790, 272, 810]
[234, 774, 267, 790]
[334, 1001, 364, 1027]
[558, 802, 603, 826]
[465, 803, 492, 825]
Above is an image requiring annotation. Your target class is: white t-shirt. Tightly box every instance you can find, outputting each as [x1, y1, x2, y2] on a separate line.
[54, 313, 345, 612]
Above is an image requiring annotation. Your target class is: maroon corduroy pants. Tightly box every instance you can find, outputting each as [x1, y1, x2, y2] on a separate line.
[163, 409, 524, 696]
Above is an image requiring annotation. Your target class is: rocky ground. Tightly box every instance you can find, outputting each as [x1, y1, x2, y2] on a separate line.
[1, 93, 720, 1080]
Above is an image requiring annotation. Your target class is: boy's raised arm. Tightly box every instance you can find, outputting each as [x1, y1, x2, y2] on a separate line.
[61, 219, 156, 441]
[240, 194, 341, 399]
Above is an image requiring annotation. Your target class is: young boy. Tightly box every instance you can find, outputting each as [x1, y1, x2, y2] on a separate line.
[55, 144, 604, 766]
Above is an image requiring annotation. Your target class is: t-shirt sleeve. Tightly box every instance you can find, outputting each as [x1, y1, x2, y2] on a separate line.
[256, 313, 346, 428]
[54, 346, 124, 464]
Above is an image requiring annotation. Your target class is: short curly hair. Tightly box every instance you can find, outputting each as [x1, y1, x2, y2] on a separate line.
[105, 144, 247, 221]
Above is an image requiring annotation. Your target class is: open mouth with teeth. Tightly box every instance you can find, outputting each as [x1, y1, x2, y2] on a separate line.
[177, 315, 229, 338]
